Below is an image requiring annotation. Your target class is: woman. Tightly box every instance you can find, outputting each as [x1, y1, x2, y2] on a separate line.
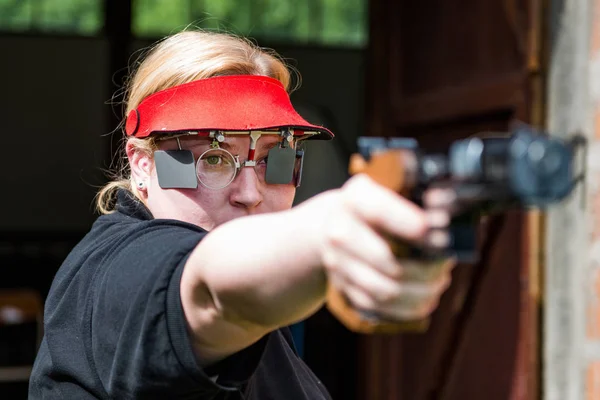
[29, 30, 454, 399]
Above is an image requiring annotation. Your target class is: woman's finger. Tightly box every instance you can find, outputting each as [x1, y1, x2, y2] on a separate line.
[331, 254, 403, 304]
[398, 257, 456, 282]
[343, 174, 429, 241]
[376, 274, 452, 320]
[324, 213, 403, 279]
[343, 284, 378, 312]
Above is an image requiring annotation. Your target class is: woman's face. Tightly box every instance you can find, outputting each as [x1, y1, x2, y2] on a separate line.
[128, 134, 297, 231]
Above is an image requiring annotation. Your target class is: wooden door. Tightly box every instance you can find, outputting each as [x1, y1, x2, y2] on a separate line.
[360, 0, 544, 399]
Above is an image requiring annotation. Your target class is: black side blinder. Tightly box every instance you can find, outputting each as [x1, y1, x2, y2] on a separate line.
[154, 150, 198, 189]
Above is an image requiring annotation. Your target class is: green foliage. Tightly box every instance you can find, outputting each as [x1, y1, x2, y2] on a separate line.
[0, 0, 367, 46]
[133, 0, 368, 46]
[133, 0, 190, 36]
[0, 0, 102, 34]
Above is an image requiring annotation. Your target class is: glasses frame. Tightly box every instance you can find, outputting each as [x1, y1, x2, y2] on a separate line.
[153, 129, 311, 190]
[195, 146, 269, 189]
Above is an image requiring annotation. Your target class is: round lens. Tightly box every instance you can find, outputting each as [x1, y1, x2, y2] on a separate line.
[196, 148, 237, 189]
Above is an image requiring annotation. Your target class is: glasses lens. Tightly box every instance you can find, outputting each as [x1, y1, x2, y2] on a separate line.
[196, 149, 237, 189]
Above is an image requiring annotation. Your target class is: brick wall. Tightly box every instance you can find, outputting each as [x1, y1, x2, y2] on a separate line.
[586, 2, 600, 398]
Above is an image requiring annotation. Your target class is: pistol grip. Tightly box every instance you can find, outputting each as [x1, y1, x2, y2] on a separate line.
[327, 286, 431, 334]
[326, 236, 435, 334]
[326, 151, 433, 333]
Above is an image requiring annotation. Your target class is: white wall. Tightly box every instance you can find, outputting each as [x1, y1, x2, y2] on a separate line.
[545, 0, 594, 399]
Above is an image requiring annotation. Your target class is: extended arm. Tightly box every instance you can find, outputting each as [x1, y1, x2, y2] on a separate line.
[180, 176, 452, 367]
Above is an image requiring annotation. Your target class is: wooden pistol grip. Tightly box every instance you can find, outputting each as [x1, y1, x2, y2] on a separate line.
[325, 151, 431, 334]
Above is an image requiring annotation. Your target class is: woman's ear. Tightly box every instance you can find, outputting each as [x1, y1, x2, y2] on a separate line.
[126, 141, 153, 188]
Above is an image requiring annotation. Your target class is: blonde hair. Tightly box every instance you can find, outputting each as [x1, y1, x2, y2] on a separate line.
[96, 29, 294, 214]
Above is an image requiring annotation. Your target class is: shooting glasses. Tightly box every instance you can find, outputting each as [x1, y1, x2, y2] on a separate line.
[153, 130, 306, 189]
[124, 75, 334, 190]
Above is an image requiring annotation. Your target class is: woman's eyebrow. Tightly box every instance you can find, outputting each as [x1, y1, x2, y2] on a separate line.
[186, 138, 280, 153]
[258, 141, 280, 152]
[184, 139, 209, 147]
[187, 140, 233, 151]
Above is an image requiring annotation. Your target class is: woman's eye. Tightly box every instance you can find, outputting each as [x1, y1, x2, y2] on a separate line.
[206, 155, 221, 165]
[257, 157, 268, 166]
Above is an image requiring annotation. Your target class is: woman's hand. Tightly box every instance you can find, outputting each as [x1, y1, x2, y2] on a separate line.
[183, 173, 456, 365]
[317, 174, 455, 321]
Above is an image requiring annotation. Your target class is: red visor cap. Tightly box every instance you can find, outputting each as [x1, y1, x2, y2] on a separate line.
[125, 75, 334, 140]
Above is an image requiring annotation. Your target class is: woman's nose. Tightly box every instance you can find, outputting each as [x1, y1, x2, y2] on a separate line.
[229, 166, 263, 209]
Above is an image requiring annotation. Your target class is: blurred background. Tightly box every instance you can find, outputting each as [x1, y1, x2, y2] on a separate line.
[0, 0, 366, 398]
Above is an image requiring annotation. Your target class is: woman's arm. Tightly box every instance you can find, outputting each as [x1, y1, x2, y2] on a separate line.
[180, 190, 333, 366]
[180, 175, 453, 367]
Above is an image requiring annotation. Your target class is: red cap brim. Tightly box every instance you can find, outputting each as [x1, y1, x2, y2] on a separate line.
[125, 75, 334, 140]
